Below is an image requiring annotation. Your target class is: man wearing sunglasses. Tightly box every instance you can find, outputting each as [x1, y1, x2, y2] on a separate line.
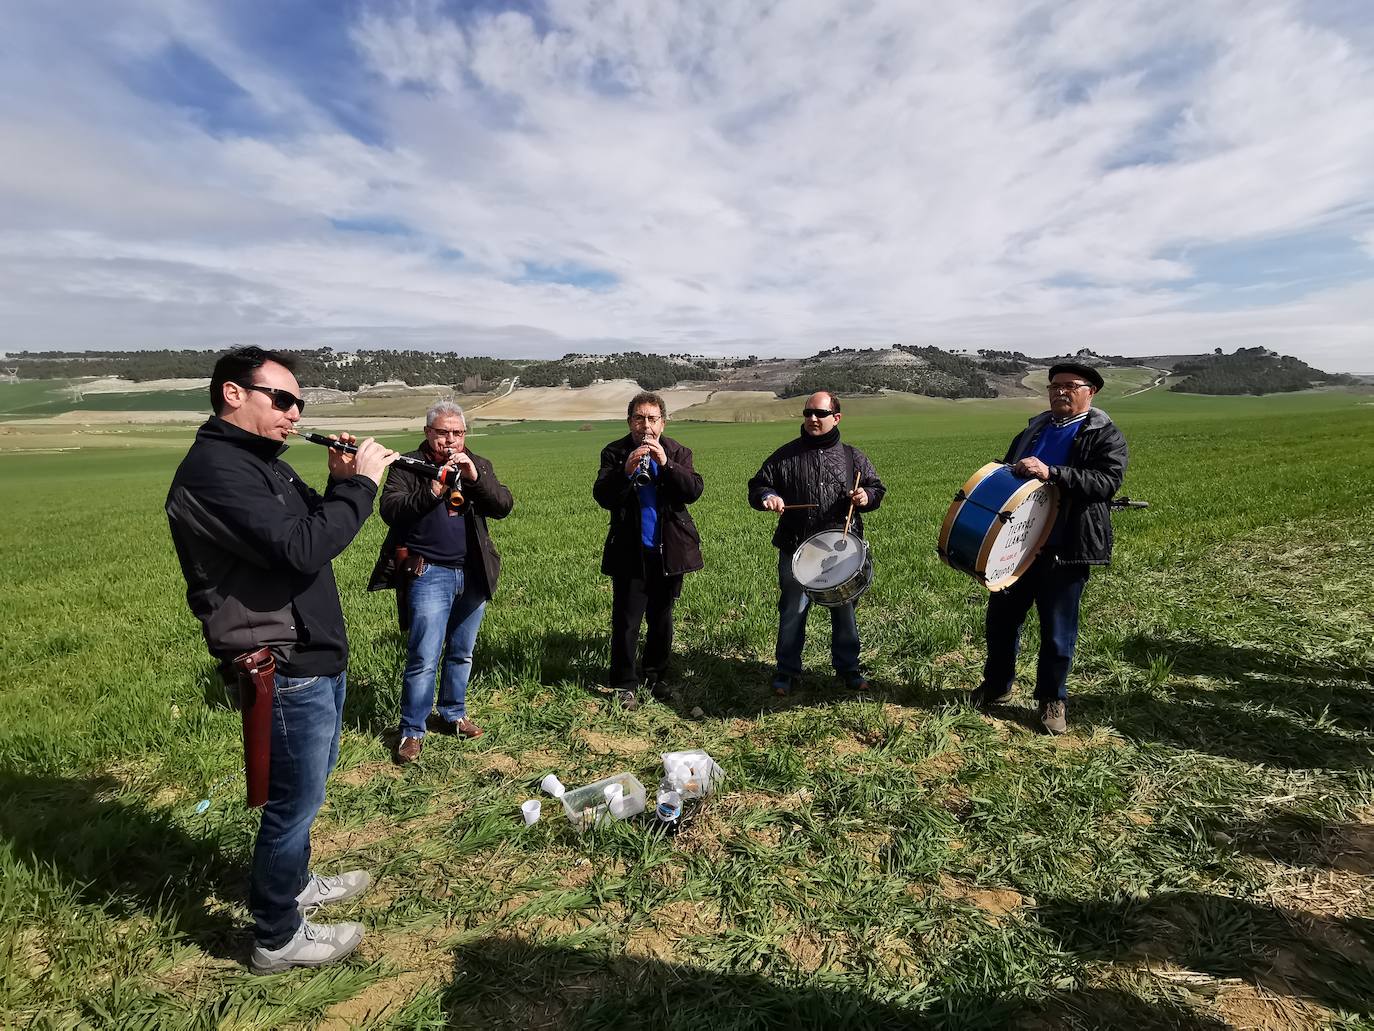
[748, 391, 886, 696]
[969, 362, 1128, 735]
[368, 401, 514, 763]
[167, 346, 397, 974]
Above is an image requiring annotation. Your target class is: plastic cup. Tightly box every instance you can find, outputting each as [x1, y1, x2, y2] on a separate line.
[521, 799, 541, 825]
[540, 774, 565, 798]
[603, 783, 624, 805]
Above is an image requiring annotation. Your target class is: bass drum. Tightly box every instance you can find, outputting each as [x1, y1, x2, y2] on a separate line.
[938, 463, 1059, 591]
[791, 529, 873, 608]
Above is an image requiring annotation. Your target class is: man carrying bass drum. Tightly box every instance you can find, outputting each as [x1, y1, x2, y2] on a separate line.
[748, 391, 886, 696]
[969, 362, 1128, 735]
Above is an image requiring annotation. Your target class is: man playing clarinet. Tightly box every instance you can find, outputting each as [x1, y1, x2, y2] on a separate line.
[167, 346, 396, 974]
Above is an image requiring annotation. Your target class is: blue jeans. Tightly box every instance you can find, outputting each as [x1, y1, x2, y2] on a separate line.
[775, 551, 861, 680]
[400, 563, 486, 738]
[983, 557, 1090, 702]
[250, 670, 346, 948]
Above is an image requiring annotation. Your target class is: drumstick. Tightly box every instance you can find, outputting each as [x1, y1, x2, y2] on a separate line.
[782, 504, 818, 510]
[843, 470, 861, 536]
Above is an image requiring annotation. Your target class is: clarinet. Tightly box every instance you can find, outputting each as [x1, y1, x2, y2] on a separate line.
[289, 429, 453, 483]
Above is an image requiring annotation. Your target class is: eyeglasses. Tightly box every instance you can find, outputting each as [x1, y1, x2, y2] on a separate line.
[427, 427, 466, 437]
[629, 412, 663, 424]
[1047, 382, 1092, 394]
[240, 383, 305, 414]
[802, 408, 835, 419]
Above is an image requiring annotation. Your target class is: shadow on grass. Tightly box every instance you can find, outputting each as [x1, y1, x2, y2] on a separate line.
[1074, 669, 1373, 771]
[1228, 804, 1374, 875]
[0, 769, 246, 961]
[1037, 890, 1374, 1018]
[436, 934, 1230, 1030]
[1121, 634, 1373, 732]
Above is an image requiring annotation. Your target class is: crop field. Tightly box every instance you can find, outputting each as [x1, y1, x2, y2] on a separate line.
[1, 390, 1372, 1029]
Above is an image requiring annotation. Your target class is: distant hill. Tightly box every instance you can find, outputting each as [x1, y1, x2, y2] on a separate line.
[1167, 347, 1354, 395]
[2, 344, 1354, 400]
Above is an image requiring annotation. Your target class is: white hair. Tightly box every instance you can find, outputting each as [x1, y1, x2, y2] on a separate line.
[426, 400, 465, 426]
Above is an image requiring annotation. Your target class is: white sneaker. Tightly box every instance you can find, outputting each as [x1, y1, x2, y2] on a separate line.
[250, 918, 364, 975]
[296, 869, 372, 911]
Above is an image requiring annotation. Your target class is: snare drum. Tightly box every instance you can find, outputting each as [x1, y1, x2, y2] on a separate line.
[938, 463, 1059, 591]
[791, 529, 873, 608]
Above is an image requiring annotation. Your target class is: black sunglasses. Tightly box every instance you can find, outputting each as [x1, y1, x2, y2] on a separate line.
[240, 383, 306, 414]
[802, 407, 835, 419]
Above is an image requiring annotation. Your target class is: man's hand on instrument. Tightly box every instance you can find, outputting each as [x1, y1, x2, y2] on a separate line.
[1012, 457, 1051, 481]
[761, 493, 786, 514]
[642, 439, 667, 466]
[453, 452, 479, 482]
[624, 444, 652, 476]
[326, 433, 357, 479]
[849, 486, 869, 508]
[352, 438, 398, 486]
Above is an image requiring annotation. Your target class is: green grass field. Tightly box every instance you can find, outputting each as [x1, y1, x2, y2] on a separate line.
[1, 390, 1372, 1029]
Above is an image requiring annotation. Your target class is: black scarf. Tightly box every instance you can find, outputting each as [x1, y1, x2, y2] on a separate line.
[799, 425, 841, 450]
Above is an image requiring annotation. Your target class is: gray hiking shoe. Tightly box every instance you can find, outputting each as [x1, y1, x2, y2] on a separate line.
[1039, 701, 1068, 735]
[969, 683, 1013, 710]
[296, 869, 371, 911]
[250, 918, 364, 975]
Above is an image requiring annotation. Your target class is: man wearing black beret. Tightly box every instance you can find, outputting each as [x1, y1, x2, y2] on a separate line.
[969, 361, 1128, 734]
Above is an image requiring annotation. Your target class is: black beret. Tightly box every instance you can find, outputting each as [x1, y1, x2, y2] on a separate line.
[1048, 362, 1104, 390]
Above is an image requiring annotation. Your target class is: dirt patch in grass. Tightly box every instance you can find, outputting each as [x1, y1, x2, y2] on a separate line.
[317, 966, 440, 1030]
[779, 925, 829, 973]
[477, 752, 524, 779]
[938, 874, 1025, 922]
[624, 925, 678, 962]
[336, 760, 400, 787]
[829, 736, 866, 757]
[573, 729, 655, 756]
[1211, 982, 1330, 1031]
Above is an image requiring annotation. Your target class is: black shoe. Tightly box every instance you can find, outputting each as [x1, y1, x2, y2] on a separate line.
[615, 688, 640, 711]
[969, 683, 1013, 710]
[645, 676, 671, 702]
[771, 675, 797, 697]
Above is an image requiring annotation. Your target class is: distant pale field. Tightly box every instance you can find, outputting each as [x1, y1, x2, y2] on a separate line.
[1, 388, 1371, 1028]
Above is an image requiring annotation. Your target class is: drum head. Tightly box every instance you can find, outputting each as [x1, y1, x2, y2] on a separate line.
[793, 530, 866, 589]
[982, 485, 1056, 589]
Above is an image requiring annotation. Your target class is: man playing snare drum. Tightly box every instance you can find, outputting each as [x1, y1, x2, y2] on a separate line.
[748, 391, 886, 696]
[969, 362, 1128, 734]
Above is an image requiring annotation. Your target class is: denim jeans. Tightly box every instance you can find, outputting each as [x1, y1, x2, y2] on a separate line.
[775, 551, 861, 679]
[249, 670, 346, 948]
[983, 557, 1091, 702]
[401, 563, 486, 738]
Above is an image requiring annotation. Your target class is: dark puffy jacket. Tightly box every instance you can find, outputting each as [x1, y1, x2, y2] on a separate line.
[367, 445, 513, 598]
[747, 435, 886, 552]
[1005, 407, 1129, 566]
[165, 417, 378, 676]
[593, 434, 704, 579]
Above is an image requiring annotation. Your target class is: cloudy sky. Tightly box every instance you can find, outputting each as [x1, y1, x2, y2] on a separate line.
[3, 1, 1373, 370]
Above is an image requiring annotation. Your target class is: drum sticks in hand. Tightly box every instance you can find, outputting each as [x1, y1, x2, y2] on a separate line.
[843, 470, 862, 536]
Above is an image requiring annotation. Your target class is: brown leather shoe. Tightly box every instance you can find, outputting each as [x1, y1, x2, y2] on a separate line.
[454, 717, 483, 739]
[395, 736, 423, 765]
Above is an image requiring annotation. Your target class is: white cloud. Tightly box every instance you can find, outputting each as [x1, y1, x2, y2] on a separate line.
[0, 0, 1372, 370]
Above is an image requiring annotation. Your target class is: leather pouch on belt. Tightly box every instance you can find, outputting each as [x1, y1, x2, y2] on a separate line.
[395, 546, 427, 581]
[231, 646, 275, 809]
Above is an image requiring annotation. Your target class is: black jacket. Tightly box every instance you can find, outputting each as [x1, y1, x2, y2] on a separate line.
[593, 434, 704, 579]
[165, 417, 378, 676]
[367, 445, 513, 598]
[1005, 407, 1129, 566]
[747, 434, 886, 552]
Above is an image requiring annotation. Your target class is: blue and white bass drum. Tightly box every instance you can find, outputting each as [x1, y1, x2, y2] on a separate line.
[938, 463, 1059, 592]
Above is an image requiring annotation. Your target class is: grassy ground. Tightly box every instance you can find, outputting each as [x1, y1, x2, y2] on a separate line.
[1, 391, 1371, 1029]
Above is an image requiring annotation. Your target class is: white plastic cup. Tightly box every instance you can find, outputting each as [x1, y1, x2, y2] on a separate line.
[603, 783, 624, 805]
[540, 774, 565, 798]
[609, 797, 629, 819]
[521, 799, 541, 825]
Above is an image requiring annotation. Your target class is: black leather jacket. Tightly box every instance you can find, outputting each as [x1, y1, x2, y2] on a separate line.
[1005, 407, 1129, 566]
[367, 444, 513, 599]
[593, 434, 704, 579]
[165, 417, 378, 676]
[747, 434, 886, 552]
